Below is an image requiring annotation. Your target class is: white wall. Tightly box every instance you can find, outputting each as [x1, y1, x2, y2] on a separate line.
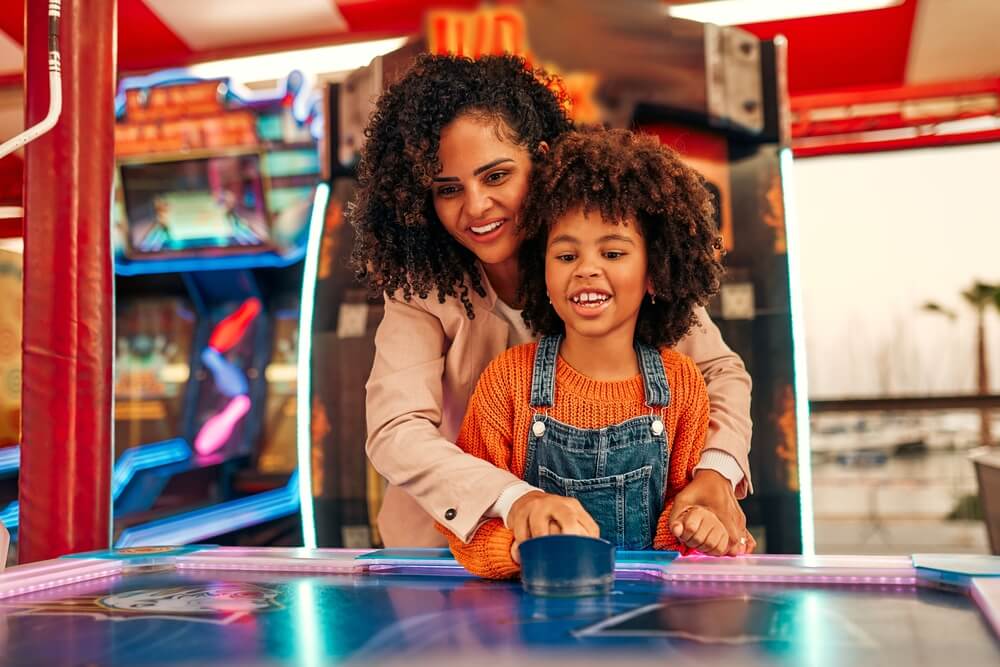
[794, 142, 1000, 399]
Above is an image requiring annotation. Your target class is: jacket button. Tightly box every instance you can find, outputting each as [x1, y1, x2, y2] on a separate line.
[444, 508, 457, 521]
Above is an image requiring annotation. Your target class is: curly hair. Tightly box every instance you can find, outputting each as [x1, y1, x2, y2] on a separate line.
[518, 128, 724, 348]
[349, 53, 573, 318]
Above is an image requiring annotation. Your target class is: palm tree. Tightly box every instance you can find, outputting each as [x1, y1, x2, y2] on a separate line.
[923, 281, 1000, 447]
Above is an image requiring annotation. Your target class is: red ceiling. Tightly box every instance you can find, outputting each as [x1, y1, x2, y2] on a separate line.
[0, 0, 923, 96]
[0, 1, 22, 47]
[739, 0, 918, 95]
[117, 0, 194, 72]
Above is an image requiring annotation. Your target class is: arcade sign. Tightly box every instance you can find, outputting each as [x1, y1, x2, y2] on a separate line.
[425, 7, 600, 124]
[116, 80, 259, 158]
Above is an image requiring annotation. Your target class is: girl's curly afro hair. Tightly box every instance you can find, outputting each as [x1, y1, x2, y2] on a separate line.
[349, 53, 573, 318]
[518, 127, 724, 349]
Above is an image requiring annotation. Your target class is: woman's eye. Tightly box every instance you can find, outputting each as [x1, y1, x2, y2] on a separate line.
[485, 171, 509, 184]
[435, 186, 459, 198]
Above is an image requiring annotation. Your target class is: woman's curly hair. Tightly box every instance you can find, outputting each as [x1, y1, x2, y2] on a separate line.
[518, 128, 724, 348]
[349, 53, 573, 318]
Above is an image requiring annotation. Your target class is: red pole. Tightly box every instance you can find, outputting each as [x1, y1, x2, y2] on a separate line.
[19, 0, 116, 562]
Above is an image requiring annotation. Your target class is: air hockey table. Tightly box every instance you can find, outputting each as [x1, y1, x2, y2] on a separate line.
[0, 545, 998, 666]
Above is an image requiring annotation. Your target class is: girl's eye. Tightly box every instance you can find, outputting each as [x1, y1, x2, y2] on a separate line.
[485, 171, 509, 184]
[605, 251, 625, 259]
[555, 253, 576, 262]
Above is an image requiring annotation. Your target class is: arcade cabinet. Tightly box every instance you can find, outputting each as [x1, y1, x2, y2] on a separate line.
[102, 70, 325, 547]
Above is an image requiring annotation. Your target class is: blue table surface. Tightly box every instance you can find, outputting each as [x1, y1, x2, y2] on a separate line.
[0, 548, 997, 666]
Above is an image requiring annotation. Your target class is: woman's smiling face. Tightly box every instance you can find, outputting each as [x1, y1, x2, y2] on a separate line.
[432, 114, 534, 267]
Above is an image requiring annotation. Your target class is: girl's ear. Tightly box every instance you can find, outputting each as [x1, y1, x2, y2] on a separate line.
[646, 278, 655, 295]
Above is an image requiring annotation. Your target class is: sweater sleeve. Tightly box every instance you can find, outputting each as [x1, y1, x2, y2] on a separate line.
[654, 357, 711, 553]
[437, 355, 522, 579]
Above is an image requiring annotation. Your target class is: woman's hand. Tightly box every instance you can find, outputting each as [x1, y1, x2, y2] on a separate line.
[670, 469, 755, 556]
[507, 491, 600, 563]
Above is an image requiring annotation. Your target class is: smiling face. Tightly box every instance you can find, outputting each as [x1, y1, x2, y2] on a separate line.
[545, 207, 650, 343]
[432, 114, 534, 268]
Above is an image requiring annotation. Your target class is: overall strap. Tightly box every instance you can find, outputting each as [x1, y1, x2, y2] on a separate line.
[636, 342, 671, 407]
[529, 335, 562, 408]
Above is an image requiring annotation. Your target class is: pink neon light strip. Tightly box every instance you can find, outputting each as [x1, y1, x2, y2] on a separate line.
[971, 578, 1000, 638]
[0, 559, 124, 599]
[175, 547, 371, 574]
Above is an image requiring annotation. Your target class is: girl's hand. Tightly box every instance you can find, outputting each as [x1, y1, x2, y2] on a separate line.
[670, 505, 730, 556]
[507, 491, 600, 563]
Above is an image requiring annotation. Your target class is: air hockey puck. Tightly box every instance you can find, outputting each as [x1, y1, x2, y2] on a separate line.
[519, 534, 615, 597]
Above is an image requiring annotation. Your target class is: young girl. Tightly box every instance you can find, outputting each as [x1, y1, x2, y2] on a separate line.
[352, 53, 753, 555]
[442, 128, 728, 579]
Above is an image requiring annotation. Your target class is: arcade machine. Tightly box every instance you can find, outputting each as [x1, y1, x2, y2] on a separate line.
[0, 247, 20, 548]
[303, 5, 807, 554]
[304, 42, 424, 548]
[65, 69, 325, 548]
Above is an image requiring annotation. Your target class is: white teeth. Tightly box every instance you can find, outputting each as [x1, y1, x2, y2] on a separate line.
[470, 220, 504, 234]
[571, 292, 610, 305]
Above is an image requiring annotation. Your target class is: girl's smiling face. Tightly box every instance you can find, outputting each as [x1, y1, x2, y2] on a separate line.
[432, 114, 534, 268]
[545, 207, 651, 342]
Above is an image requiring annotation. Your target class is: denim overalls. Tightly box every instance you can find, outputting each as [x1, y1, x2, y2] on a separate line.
[523, 336, 671, 549]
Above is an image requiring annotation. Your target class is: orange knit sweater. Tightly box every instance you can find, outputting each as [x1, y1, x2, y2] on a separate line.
[439, 342, 710, 579]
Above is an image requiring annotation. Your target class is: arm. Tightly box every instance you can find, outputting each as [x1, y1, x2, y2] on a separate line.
[438, 372, 520, 579]
[654, 362, 711, 554]
[674, 306, 753, 496]
[365, 294, 522, 542]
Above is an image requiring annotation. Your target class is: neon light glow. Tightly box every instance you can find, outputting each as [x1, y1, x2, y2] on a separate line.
[208, 298, 261, 353]
[194, 394, 252, 456]
[0, 501, 17, 531]
[1, 439, 193, 532]
[114, 69, 205, 117]
[0, 445, 19, 476]
[110, 438, 192, 499]
[294, 579, 324, 667]
[200, 348, 249, 398]
[0, 561, 124, 600]
[115, 472, 300, 547]
[780, 147, 816, 556]
[296, 183, 330, 549]
[115, 246, 308, 276]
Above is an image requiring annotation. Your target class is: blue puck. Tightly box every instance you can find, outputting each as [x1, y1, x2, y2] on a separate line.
[519, 535, 615, 597]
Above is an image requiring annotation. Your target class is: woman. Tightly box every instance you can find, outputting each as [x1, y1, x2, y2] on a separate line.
[351, 53, 754, 555]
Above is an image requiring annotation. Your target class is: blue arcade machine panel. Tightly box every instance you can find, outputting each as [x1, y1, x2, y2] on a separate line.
[102, 69, 327, 548]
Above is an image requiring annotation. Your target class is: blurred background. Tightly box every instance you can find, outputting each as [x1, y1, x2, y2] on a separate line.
[0, 0, 998, 560]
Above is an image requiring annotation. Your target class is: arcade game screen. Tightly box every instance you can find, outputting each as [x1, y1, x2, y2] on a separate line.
[114, 298, 195, 456]
[120, 153, 271, 256]
[263, 148, 321, 248]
